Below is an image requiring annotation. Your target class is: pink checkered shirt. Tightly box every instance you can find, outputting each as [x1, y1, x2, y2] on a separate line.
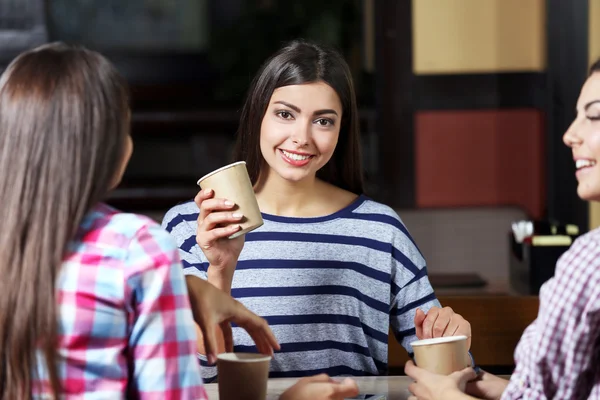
[33, 203, 207, 399]
[503, 227, 600, 399]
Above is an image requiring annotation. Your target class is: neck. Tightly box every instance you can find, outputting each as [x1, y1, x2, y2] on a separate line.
[255, 170, 321, 216]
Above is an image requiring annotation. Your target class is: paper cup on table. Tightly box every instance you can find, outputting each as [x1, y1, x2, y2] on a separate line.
[217, 353, 271, 400]
[410, 335, 471, 375]
[197, 161, 263, 239]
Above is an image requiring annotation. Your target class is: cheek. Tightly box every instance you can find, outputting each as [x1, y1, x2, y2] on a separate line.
[260, 119, 286, 148]
[588, 130, 600, 157]
[315, 131, 340, 155]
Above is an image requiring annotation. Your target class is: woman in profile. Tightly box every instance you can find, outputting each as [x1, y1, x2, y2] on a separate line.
[0, 42, 209, 399]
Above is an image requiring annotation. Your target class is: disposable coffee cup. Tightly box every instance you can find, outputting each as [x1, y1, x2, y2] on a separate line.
[217, 353, 271, 400]
[410, 335, 471, 375]
[197, 161, 263, 239]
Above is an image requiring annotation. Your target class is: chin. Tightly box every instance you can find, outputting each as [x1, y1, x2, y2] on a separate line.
[577, 185, 600, 202]
[273, 169, 311, 183]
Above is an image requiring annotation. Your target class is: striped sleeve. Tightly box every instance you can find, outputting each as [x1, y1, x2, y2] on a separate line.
[388, 218, 440, 355]
[124, 223, 207, 399]
[162, 204, 209, 280]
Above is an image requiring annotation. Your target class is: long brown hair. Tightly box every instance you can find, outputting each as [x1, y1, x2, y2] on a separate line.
[591, 58, 600, 74]
[232, 39, 364, 194]
[0, 43, 129, 399]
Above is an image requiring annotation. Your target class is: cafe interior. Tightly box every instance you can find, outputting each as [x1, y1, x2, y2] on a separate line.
[2, 0, 599, 397]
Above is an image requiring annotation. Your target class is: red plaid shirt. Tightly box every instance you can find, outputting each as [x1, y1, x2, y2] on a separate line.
[503, 228, 600, 399]
[33, 204, 207, 399]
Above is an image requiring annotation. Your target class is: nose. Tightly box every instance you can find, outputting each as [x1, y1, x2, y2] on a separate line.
[563, 118, 583, 148]
[291, 120, 311, 147]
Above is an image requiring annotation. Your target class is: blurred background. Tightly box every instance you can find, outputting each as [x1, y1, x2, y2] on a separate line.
[0, 0, 598, 293]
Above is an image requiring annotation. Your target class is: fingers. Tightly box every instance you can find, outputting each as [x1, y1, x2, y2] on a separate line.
[195, 188, 240, 230]
[302, 373, 333, 383]
[404, 360, 423, 381]
[420, 306, 440, 339]
[442, 315, 461, 337]
[220, 322, 234, 353]
[195, 323, 218, 365]
[329, 377, 359, 398]
[431, 307, 453, 338]
[198, 225, 242, 249]
[200, 206, 243, 231]
[408, 382, 425, 399]
[414, 308, 426, 339]
[230, 301, 280, 354]
[453, 316, 472, 348]
[452, 367, 478, 386]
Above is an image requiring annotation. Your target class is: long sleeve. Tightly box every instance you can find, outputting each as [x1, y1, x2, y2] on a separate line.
[162, 203, 209, 280]
[125, 223, 207, 399]
[388, 219, 441, 355]
[502, 231, 600, 399]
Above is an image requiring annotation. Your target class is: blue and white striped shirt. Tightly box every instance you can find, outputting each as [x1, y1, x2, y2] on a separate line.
[163, 194, 440, 382]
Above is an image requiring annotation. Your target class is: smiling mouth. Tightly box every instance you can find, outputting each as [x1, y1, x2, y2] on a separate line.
[280, 149, 314, 161]
[576, 159, 597, 170]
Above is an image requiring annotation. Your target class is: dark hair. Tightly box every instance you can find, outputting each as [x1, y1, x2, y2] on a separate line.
[591, 58, 600, 75]
[0, 43, 129, 399]
[232, 39, 364, 194]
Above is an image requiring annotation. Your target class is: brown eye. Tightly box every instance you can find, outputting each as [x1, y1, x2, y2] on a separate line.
[315, 118, 334, 126]
[277, 111, 293, 119]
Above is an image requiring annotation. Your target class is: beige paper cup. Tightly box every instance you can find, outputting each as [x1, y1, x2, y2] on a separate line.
[217, 353, 271, 400]
[410, 335, 471, 375]
[197, 161, 263, 239]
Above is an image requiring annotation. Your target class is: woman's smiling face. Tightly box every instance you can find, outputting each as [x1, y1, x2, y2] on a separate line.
[259, 81, 343, 184]
[564, 72, 600, 201]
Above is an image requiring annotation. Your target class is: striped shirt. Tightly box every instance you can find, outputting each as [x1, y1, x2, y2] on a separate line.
[34, 203, 206, 399]
[163, 194, 440, 382]
[502, 227, 600, 399]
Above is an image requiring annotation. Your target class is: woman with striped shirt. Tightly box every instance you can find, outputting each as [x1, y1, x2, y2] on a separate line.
[164, 39, 472, 382]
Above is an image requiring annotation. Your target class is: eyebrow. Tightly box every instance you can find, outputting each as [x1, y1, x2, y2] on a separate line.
[274, 100, 339, 116]
[584, 100, 600, 111]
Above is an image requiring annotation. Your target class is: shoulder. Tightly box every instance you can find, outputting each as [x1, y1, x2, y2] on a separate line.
[348, 196, 408, 233]
[79, 203, 165, 245]
[353, 197, 403, 221]
[162, 200, 199, 233]
[557, 228, 600, 278]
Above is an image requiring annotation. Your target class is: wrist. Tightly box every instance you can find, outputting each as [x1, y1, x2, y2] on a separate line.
[207, 268, 233, 293]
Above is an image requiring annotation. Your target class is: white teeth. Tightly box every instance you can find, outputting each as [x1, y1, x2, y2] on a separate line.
[281, 150, 311, 161]
[576, 159, 597, 169]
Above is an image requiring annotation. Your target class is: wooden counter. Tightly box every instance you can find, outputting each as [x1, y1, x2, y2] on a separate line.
[389, 295, 539, 368]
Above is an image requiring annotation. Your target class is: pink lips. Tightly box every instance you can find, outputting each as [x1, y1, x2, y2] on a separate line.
[279, 149, 313, 167]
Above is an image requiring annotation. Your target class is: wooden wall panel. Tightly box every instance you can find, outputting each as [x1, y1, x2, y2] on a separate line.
[415, 110, 545, 218]
[412, 0, 546, 74]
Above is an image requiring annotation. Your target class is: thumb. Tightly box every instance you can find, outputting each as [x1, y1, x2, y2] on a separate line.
[452, 367, 478, 386]
[414, 308, 426, 338]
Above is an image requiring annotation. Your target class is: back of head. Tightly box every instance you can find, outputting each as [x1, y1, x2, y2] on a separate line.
[591, 58, 600, 75]
[0, 42, 129, 399]
[234, 39, 364, 194]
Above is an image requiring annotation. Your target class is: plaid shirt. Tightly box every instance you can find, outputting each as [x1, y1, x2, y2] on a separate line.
[33, 204, 207, 399]
[503, 228, 600, 399]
